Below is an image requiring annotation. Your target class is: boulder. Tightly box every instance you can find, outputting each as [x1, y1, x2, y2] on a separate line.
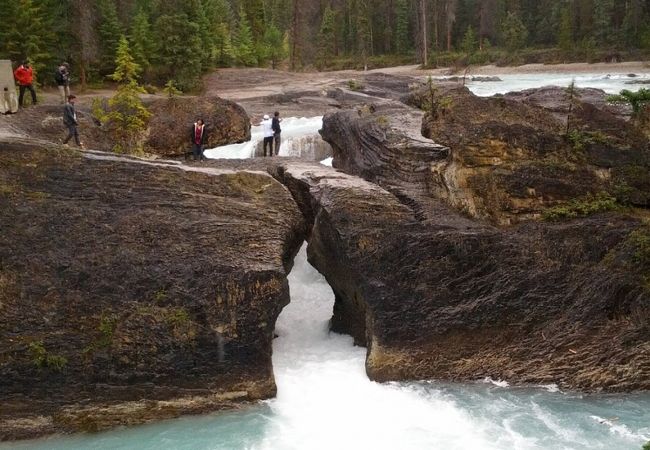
[146, 96, 251, 157]
[272, 161, 650, 393]
[0, 139, 305, 440]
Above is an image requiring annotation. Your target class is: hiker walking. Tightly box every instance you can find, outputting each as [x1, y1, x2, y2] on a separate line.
[192, 119, 207, 161]
[13, 61, 37, 107]
[63, 95, 83, 147]
[261, 114, 274, 157]
[55, 62, 71, 104]
[272, 111, 282, 156]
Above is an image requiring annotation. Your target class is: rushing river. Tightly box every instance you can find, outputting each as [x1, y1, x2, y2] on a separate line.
[452, 72, 649, 96]
[7, 245, 650, 450]
[6, 73, 650, 450]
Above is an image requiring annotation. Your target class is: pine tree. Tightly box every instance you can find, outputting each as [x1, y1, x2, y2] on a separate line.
[154, 14, 204, 90]
[234, 6, 257, 66]
[93, 36, 151, 154]
[557, 5, 573, 52]
[129, 8, 154, 78]
[500, 11, 528, 52]
[213, 22, 235, 66]
[261, 24, 287, 69]
[461, 26, 478, 55]
[0, 0, 54, 76]
[317, 6, 336, 67]
[394, 0, 409, 54]
[356, 0, 371, 68]
[188, 0, 214, 70]
[98, 0, 123, 77]
[592, 0, 614, 46]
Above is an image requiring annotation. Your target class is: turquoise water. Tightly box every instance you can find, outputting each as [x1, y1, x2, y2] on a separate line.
[6, 245, 649, 450]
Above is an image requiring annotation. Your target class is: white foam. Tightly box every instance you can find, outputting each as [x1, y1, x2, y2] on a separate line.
[459, 73, 650, 96]
[482, 377, 510, 388]
[204, 117, 324, 160]
[319, 157, 333, 167]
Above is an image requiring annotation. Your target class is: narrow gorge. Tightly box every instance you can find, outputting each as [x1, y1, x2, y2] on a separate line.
[1, 70, 649, 446]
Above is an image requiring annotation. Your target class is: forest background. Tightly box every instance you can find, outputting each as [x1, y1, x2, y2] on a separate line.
[1, 0, 649, 92]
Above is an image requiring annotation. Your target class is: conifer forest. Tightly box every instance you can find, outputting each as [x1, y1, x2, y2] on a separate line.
[1, 0, 649, 90]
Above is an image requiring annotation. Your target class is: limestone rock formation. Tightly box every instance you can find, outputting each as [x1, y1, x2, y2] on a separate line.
[323, 86, 650, 225]
[272, 161, 650, 393]
[0, 139, 304, 440]
[146, 96, 251, 157]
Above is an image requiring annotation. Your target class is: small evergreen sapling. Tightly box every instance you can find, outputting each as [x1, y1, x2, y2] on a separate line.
[93, 36, 151, 154]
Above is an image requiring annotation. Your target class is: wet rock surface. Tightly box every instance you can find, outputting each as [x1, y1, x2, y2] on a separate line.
[0, 139, 304, 439]
[271, 161, 650, 393]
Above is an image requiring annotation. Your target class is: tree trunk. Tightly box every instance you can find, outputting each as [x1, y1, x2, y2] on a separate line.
[421, 0, 428, 66]
[290, 0, 300, 71]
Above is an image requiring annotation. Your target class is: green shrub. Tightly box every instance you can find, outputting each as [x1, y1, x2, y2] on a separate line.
[166, 307, 190, 328]
[153, 288, 168, 303]
[28, 341, 68, 372]
[347, 79, 365, 91]
[629, 228, 650, 269]
[642, 441, 650, 450]
[543, 192, 619, 221]
[566, 130, 610, 151]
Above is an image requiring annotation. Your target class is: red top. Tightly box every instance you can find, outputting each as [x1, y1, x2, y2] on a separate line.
[194, 125, 203, 145]
[14, 65, 33, 86]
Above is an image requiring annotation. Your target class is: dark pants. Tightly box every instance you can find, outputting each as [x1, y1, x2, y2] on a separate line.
[263, 136, 274, 157]
[18, 84, 37, 106]
[63, 124, 80, 146]
[273, 133, 281, 155]
[192, 143, 205, 160]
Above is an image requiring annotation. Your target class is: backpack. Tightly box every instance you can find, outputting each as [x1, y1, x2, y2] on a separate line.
[54, 68, 64, 84]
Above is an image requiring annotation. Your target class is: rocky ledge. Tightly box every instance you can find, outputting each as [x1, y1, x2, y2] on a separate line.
[324, 84, 650, 225]
[0, 139, 304, 440]
[313, 79, 649, 392]
[0, 95, 251, 158]
[272, 161, 649, 393]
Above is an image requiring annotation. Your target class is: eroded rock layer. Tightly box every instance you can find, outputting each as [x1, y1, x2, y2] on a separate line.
[323, 85, 650, 225]
[0, 140, 304, 439]
[272, 161, 650, 393]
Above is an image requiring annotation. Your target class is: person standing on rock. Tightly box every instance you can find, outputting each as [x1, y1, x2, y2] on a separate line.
[62, 95, 83, 148]
[262, 114, 274, 157]
[272, 111, 282, 156]
[55, 62, 71, 104]
[192, 119, 208, 161]
[13, 61, 37, 107]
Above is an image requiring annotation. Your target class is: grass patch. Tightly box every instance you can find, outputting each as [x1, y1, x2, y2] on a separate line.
[629, 228, 650, 269]
[153, 288, 167, 303]
[166, 307, 190, 328]
[28, 341, 67, 371]
[347, 79, 365, 91]
[543, 192, 620, 221]
[566, 130, 610, 152]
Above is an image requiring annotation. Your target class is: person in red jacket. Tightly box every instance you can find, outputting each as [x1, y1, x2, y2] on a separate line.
[14, 60, 37, 107]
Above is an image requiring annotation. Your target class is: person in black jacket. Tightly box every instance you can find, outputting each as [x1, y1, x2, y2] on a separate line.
[55, 62, 71, 105]
[272, 111, 282, 155]
[62, 95, 83, 147]
[191, 119, 208, 161]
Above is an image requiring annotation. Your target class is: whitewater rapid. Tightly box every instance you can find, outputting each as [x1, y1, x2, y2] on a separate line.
[203, 117, 324, 160]
[458, 72, 650, 97]
[7, 245, 650, 450]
